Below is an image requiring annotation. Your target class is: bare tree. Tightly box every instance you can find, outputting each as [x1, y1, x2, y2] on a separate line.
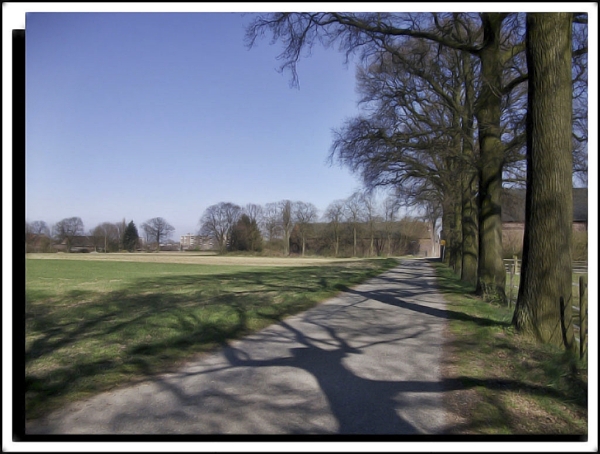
[280, 200, 294, 256]
[262, 202, 282, 242]
[331, 38, 477, 267]
[141, 217, 175, 252]
[246, 12, 532, 302]
[53, 217, 84, 253]
[323, 199, 346, 257]
[344, 192, 365, 257]
[244, 203, 264, 227]
[92, 222, 120, 253]
[26, 220, 52, 252]
[571, 16, 588, 187]
[199, 202, 242, 253]
[28, 220, 50, 236]
[359, 193, 379, 257]
[382, 196, 400, 257]
[114, 218, 127, 251]
[293, 201, 318, 256]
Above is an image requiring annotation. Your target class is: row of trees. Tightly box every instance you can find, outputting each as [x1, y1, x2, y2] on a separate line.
[245, 12, 588, 349]
[25, 216, 176, 253]
[198, 193, 433, 257]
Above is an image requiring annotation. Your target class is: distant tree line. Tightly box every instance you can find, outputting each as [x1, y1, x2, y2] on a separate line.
[198, 193, 434, 258]
[26, 197, 432, 258]
[25, 216, 177, 253]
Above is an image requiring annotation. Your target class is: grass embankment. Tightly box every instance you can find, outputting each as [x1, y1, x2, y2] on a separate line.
[25, 256, 398, 420]
[433, 262, 588, 435]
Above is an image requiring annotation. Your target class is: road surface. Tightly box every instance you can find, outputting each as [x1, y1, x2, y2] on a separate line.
[26, 258, 449, 435]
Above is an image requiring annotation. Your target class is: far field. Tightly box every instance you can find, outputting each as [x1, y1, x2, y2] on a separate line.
[25, 251, 367, 266]
[25, 253, 399, 420]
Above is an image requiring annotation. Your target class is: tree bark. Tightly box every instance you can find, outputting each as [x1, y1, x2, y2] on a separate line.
[513, 13, 574, 349]
[452, 193, 463, 276]
[459, 49, 479, 287]
[475, 13, 507, 303]
[461, 174, 479, 286]
[441, 199, 454, 265]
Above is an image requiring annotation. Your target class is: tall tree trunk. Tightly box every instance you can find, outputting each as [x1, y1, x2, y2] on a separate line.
[461, 174, 479, 286]
[513, 13, 574, 350]
[441, 199, 454, 265]
[453, 194, 463, 276]
[460, 50, 479, 287]
[475, 13, 507, 303]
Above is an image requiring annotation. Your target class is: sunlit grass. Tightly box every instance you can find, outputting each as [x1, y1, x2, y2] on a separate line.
[433, 262, 587, 435]
[25, 256, 398, 420]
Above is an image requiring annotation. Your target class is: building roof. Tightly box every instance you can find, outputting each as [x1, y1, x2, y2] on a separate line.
[501, 187, 588, 223]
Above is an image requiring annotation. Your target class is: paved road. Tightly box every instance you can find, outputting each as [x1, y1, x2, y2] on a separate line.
[26, 259, 449, 435]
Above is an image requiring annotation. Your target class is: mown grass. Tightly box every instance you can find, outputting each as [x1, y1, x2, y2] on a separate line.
[433, 262, 588, 435]
[25, 256, 398, 421]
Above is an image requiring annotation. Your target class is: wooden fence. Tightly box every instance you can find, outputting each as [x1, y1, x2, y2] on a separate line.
[503, 259, 588, 275]
[504, 258, 588, 360]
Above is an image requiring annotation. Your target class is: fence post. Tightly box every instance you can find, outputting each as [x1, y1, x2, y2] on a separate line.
[513, 255, 519, 275]
[579, 275, 588, 361]
[508, 262, 514, 307]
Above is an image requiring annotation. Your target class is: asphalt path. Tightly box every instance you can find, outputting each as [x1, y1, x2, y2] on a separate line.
[26, 258, 449, 435]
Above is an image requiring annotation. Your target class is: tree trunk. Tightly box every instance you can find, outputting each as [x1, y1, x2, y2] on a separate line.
[475, 13, 507, 303]
[461, 174, 479, 287]
[513, 13, 574, 350]
[441, 198, 454, 265]
[459, 49, 479, 287]
[453, 194, 463, 276]
[353, 226, 357, 257]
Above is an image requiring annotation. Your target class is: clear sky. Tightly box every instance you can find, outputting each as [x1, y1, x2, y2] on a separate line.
[16, 3, 597, 244]
[24, 10, 370, 240]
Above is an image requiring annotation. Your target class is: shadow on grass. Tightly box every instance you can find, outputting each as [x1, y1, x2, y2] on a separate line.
[25, 259, 397, 420]
[429, 260, 587, 435]
[25, 258, 587, 435]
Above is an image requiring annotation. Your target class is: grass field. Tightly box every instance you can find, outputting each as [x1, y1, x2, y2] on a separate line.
[434, 263, 588, 435]
[25, 254, 399, 420]
[25, 252, 366, 267]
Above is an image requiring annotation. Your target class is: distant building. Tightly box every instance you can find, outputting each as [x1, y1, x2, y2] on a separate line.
[501, 187, 588, 251]
[502, 187, 587, 230]
[52, 235, 95, 253]
[180, 233, 216, 251]
[417, 221, 439, 258]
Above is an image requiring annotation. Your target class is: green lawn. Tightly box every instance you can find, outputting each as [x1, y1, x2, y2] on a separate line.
[25, 256, 398, 420]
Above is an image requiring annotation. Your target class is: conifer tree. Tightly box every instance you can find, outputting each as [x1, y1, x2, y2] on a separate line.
[123, 220, 139, 252]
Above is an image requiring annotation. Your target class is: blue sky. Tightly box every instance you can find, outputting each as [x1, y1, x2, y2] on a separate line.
[15, 4, 597, 244]
[24, 11, 369, 239]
